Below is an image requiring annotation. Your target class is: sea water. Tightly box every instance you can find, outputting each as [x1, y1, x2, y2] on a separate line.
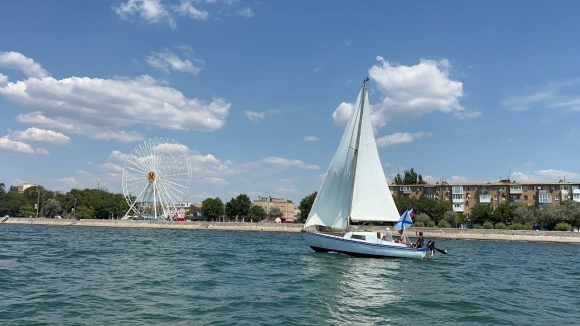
[1, 224, 579, 325]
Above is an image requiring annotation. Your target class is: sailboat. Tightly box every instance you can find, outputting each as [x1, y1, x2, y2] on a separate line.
[302, 77, 434, 259]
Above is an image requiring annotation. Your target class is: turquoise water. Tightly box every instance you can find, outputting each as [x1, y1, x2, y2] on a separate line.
[1, 225, 579, 325]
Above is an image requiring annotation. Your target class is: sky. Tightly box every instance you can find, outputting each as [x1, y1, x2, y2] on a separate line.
[1, 0, 580, 204]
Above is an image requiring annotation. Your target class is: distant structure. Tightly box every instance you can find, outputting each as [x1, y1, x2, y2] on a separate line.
[390, 179, 580, 218]
[253, 196, 296, 222]
[18, 183, 37, 193]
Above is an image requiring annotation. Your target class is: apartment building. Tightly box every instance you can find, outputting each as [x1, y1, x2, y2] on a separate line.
[17, 183, 38, 193]
[253, 196, 296, 222]
[389, 180, 580, 217]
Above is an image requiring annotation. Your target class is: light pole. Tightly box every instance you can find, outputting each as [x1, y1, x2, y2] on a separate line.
[36, 189, 40, 218]
[73, 198, 77, 220]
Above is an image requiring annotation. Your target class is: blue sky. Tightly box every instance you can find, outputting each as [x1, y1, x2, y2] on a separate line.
[1, 0, 580, 204]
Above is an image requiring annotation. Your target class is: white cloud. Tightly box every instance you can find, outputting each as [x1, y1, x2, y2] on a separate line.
[511, 169, 579, 183]
[114, 0, 176, 28]
[35, 148, 49, 155]
[244, 109, 281, 122]
[276, 187, 299, 194]
[0, 52, 231, 140]
[314, 66, 322, 74]
[9, 127, 71, 145]
[174, 0, 209, 20]
[146, 47, 204, 75]
[450, 175, 469, 183]
[0, 73, 7, 86]
[0, 51, 50, 78]
[304, 136, 319, 141]
[367, 57, 478, 126]
[16, 112, 145, 142]
[108, 150, 130, 164]
[245, 111, 266, 121]
[191, 153, 220, 164]
[261, 156, 320, 169]
[332, 102, 354, 126]
[502, 79, 580, 112]
[204, 177, 229, 185]
[344, 39, 352, 46]
[376, 131, 432, 147]
[0, 136, 35, 154]
[236, 7, 254, 18]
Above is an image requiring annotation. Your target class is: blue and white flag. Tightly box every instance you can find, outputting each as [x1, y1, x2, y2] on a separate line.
[395, 209, 414, 231]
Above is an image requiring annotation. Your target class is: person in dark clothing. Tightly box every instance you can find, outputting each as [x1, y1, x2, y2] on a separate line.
[414, 230, 425, 249]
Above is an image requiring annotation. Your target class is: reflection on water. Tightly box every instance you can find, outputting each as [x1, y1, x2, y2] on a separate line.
[301, 253, 402, 325]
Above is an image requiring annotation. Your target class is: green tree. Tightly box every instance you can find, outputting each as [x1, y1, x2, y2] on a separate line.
[269, 206, 283, 219]
[492, 202, 514, 225]
[201, 197, 224, 221]
[470, 204, 493, 225]
[44, 198, 62, 218]
[248, 205, 267, 222]
[432, 199, 452, 223]
[513, 206, 536, 225]
[393, 168, 427, 185]
[443, 211, 458, 228]
[19, 204, 36, 218]
[225, 194, 252, 220]
[298, 191, 317, 223]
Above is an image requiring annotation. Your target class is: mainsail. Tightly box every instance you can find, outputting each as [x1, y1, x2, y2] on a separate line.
[305, 79, 400, 229]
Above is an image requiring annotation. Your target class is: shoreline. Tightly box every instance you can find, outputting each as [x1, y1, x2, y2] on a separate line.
[2, 218, 580, 244]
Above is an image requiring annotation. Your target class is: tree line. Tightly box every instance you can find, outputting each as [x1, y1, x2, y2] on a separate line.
[201, 194, 285, 222]
[0, 183, 128, 219]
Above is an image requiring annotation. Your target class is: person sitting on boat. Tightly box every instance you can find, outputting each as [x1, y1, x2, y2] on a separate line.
[414, 231, 425, 249]
[394, 229, 409, 245]
[382, 227, 393, 241]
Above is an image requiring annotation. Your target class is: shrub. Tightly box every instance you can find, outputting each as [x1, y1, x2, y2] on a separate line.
[414, 221, 425, 227]
[494, 222, 507, 229]
[555, 223, 572, 231]
[508, 223, 525, 230]
[474, 224, 482, 229]
[414, 213, 431, 225]
[427, 221, 436, 227]
[438, 220, 450, 228]
[482, 221, 493, 229]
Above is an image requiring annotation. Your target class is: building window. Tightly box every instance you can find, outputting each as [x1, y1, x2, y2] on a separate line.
[493, 196, 498, 200]
[523, 186, 528, 191]
[555, 185, 560, 191]
[473, 195, 478, 200]
[539, 193, 552, 203]
[402, 186, 410, 192]
[453, 194, 463, 200]
[564, 186, 569, 190]
[494, 186, 498, 191]
[465, 203, 470, 209]
[466, 186, 470, 191]
[474, 186, 478, 191]
[481, 186, 487, 191]
[524, 195, 528, 200]
[533, 195, 537, 200]
[510, 185, 522, 191]
[555, 195, 560, 201]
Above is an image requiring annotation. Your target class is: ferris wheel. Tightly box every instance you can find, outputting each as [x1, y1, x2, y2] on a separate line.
[122, 136, 192, 219]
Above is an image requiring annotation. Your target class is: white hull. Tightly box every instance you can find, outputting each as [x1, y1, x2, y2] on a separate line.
[302, 230, 431, 259]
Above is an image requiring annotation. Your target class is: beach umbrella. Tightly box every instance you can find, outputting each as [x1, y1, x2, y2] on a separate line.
[395, 209, 415, 231]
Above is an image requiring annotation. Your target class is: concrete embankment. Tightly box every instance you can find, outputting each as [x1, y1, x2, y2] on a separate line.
[2, 218, 580, 243]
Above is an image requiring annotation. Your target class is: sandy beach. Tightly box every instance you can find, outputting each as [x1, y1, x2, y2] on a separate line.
[2, 217, 580, 243]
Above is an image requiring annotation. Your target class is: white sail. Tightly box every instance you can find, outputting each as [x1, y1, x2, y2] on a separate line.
[350, 88, 400, 222]
[305, 80, 400, 229]
[304, 90, 362, 229]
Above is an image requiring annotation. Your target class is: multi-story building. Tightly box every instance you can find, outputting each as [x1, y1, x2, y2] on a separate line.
[253, 196, 296, 222]
[389, 179, 580, 217]
[17, 183, 38, 193]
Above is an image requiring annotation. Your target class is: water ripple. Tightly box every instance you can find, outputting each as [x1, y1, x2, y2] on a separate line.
[1, 224, 579, 325]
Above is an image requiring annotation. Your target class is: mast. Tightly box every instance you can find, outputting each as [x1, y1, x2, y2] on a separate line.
[347, 77, 370, 227]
